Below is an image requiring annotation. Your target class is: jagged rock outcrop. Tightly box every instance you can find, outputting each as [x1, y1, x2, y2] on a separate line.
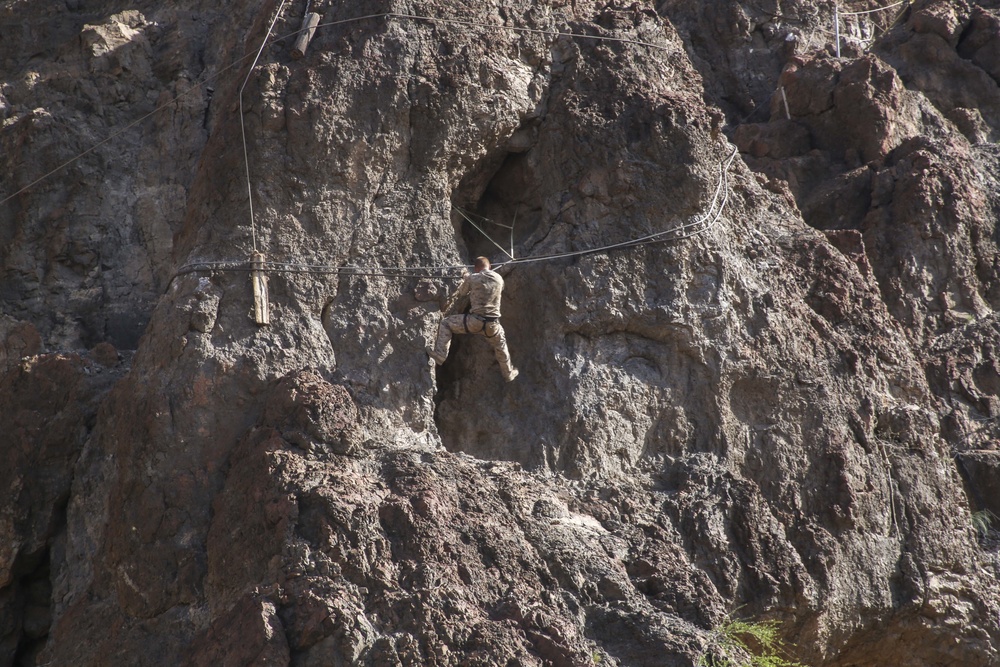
[0, 2, 241, 350]
[0, 349, 124, 664]
[2, 0, 1000, 666]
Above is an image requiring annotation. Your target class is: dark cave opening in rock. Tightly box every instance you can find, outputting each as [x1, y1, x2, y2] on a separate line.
[433, 148, 549, 466]
[11, 547, 51, 667]
[453, 151, 546, 264]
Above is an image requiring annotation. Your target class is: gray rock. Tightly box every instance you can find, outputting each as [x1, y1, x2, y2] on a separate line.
[1, 1, 999, 666]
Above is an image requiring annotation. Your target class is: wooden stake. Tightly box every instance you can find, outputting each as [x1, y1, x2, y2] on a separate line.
[834, 4, 841, 58]
[252, 252, 270, 326]
[291, 12, 321, 59]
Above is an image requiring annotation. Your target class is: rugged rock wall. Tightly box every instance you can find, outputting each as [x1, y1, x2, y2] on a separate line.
[2, 0, 1000, 665]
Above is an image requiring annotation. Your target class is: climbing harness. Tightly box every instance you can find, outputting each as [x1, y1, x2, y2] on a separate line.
[461, 313, 500, 336]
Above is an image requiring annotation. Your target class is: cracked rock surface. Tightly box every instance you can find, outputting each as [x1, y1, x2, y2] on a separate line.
[2, 0, 1000, 665]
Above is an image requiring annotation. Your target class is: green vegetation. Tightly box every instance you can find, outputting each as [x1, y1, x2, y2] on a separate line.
[972, 509, 997, 538]
[698, 616, 805, 667]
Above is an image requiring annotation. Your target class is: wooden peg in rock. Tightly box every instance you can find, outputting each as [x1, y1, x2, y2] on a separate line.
[251, 252, 270, 326]
[291, 12, 321, 59]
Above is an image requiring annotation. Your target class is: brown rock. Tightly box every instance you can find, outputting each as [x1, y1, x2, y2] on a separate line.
[262, 370, 360, 455]
[0, 352, 122, 662]
[0, 318, 41, 374]
[184, 595, 289, 667]
[947, 107, 992, 144]
[3, 1, 1000, 666]
[733, 120, 810, 159]
[957, 450, 1000, 517]
[89, 341, 119, 367]
[910, 1, 967, 45]
[958, 7, 1000, 82]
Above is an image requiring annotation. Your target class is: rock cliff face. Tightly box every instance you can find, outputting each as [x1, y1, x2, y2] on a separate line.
[2, 0, 1000, 665]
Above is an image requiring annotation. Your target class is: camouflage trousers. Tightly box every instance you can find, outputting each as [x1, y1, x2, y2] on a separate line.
[432, 313, 515, 380]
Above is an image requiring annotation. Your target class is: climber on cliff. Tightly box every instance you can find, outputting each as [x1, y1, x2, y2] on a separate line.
[427, 256, 519, 382]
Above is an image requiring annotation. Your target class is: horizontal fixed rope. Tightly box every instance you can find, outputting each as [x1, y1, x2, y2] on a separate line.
[1, 11, 673, 207]
[496, 146, 737, 268]
[170, 146, 738, 284]
[373, 11, 672, 52]
[173, 260, 468, 279]
[839, 0, 908, 17]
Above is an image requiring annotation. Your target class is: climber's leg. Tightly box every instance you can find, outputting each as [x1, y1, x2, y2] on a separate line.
[483, 321, 518, 381]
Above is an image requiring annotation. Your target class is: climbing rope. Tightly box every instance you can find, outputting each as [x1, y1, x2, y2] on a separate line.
[833, 0, 913, 55]
[240, 0, 291, 253]
[170, 145, 739, 284]
[349, 11, 674, 53]
[838, 0, 909, 17]
[455, 207, 515, 262]
[0, 10, 675, 207]
[173, 259, 467, 280]
[494, 146, 738, 269]
[1, 6, 741, 294]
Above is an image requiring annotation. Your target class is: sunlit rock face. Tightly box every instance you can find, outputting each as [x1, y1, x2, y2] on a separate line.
[2, 1, 999, 665]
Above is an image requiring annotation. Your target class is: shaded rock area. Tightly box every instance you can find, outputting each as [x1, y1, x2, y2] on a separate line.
[2, 0, 1000, 666]
[928, 314, 1000, 450]
[0, 350, 125, 665]
[957, 450, 1000, 517]
[0, 1, 245, 350]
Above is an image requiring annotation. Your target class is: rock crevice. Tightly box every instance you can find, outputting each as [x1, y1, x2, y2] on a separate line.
[2, 1, 1000, 666]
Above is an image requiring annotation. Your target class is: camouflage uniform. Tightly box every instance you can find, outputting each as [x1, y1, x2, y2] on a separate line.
[430, 269, 517, 381]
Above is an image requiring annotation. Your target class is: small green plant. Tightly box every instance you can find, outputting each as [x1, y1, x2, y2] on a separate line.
[698, 616, 805, 667]
[972, 509, 997, 537]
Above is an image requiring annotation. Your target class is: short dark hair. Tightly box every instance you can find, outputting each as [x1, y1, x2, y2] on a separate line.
[474, 256, 490, 271]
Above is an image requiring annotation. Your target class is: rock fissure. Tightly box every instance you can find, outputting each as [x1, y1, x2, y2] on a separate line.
[4, 0, 1000, 665]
